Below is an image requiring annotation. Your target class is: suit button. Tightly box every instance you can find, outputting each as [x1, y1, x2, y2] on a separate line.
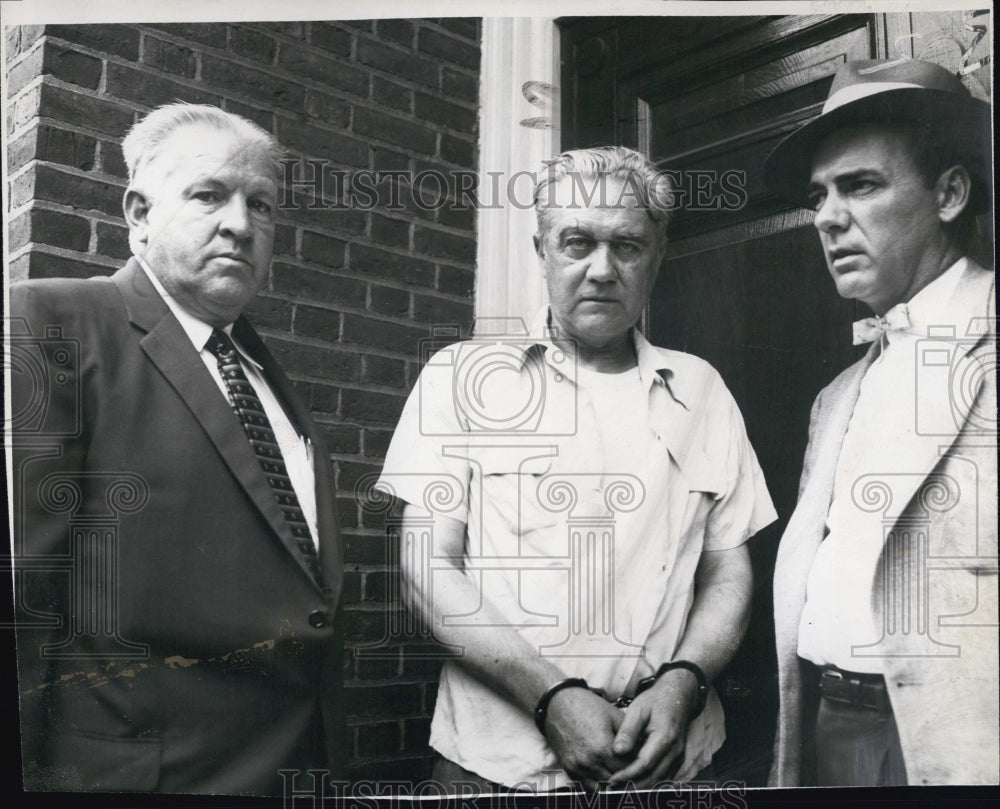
[308, 609, 327, 628]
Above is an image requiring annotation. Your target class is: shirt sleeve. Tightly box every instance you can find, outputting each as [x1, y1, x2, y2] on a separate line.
[374, 346, 471, 524]
[703, 376, 778, 551]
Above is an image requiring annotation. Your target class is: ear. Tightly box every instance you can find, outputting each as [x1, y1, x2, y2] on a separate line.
[123, 188, 152, 247]
[936, 165, 972, 224]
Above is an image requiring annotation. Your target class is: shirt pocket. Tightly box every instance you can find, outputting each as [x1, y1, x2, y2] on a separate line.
[478, 452, 557, 537]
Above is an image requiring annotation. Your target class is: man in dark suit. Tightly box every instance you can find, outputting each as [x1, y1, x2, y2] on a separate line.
[10, 103, 345, 795]
[764, 60, 996, 786]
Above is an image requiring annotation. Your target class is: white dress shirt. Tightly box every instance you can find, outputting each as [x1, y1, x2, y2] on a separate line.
[137, 257, 319, 549]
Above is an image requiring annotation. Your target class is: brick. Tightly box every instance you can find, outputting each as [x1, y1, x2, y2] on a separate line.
[271, 263, 366, 308]
[277, 48, 367, 97]
[340, 387, 409, 425]
[294, 304, 340, 340]
[324, 424, 361, 455]
[415, 93, 477, 134]
[401, 648, 447, 678]
[412, 292, 473, 327]
[353, 107, 436, 156]
[10, 125, 96, 172]
[272, 223, 295, 257]
[105, 63, 222, 110]
[264, 337, 361, 381]
[142, 36, 197, 78]
[222, 99, 274, 134]
[229, 27, 276, 65]
[343, 608, 388, 644]
[337, 494, 360, 529]
[344, 682, 423, 720]
[403, 717, 433, 752]
[300, 230, 347, 267]
[6, 45, 44, 98]
[438, 201, 476, 232]
[37, 82, 134, 138]
[202, 54, 304, 111]
[441, 67, 479, 104]
[347, 757, 430, 784]
[424, 682, 439, 713]
[310, 382, 339, 413]
[440, 133, 475, 167]
[342, 314, 426, 355]
[370, 215, 409, 250]
[344, 530, 394, 565]
[362, 354, 406, 388]
[435, 18, 480, 41]
[356, 721, 401, 758]
[243, 294, 293, 330]
[18, 249, 112, 281]
[267, 21, 307, 40]
[304, 91, 351, 128]
[47, 24, 140, 60]
[337, 459, 388, 494]
[144, 23, 227, 49]
[311, 23, 352, 57]
[33, 163, 125, 217]
[372, 147, 410, 173]
[277, 119, 368, 166]
[368, 284, 409, 318]
[376, 19, 415, 49]
[341, 569, 362, 603]
[356, 654, 400, 682]
[418, 28, 480, 71]
[350, 244, 435, 287]
[6, 25, 45, 60]
[340, 20, 374, 33]
[355, 39, 438, 89]
[95, 221, 131, 260]
[371, 77, 412, 113]
[437, 265, 475, 297]
[99, 140, 126, 178]
[363, 570, 390, 601]
[8, 209, 89, 252]
[413, 226, 476, 265]
[361, 427, 393, 459]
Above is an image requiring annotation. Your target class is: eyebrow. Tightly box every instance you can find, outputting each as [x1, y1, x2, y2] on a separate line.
[809, 168, 882, 190]
[556, 225, 651, 242]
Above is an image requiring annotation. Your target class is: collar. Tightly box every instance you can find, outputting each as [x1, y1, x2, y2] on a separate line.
[136, 255, 262, 369]
[523, 308, 690, 408]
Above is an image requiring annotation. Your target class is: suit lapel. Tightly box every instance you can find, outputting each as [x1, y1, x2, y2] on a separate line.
[876, 264, 995, 523]
[112, 259, 327, 592]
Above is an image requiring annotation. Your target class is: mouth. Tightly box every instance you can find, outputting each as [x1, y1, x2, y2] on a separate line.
[215, 254, 251, 266]
[827, 248, 864, 270]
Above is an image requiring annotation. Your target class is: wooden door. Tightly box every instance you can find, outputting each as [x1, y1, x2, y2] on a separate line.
[559, 14, 878, 784]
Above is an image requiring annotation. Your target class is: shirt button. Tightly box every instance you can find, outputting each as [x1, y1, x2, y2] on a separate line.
[308, 609, 327, 628]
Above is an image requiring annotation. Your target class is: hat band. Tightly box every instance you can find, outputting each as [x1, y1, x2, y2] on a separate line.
[823, 81, 923, 113]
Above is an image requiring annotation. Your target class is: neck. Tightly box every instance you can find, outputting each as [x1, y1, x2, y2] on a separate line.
[874, 242, 963, 316]
[550, 329, 637, 373]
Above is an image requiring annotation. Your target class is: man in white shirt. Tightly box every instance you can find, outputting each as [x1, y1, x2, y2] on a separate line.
[377, 146, 775, 791]
[765, 59, 996, 786]
[10, 103, 345, 794]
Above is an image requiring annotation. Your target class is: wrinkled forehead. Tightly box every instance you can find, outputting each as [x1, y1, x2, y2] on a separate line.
[809, 123, 917, 181]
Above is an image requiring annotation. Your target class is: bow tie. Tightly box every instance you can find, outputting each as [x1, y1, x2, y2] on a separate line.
[852, 303, 911, 345]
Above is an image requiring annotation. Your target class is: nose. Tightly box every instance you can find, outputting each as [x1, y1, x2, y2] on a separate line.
[813, 189, 849, 234]
[585, 242, 616, 282]
[219, 194, 253, 240]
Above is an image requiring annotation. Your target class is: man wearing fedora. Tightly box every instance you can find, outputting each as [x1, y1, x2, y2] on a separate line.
[765, 59, 996, 786]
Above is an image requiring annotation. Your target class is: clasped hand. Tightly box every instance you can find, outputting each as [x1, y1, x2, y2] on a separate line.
[544, 673, 698, 791]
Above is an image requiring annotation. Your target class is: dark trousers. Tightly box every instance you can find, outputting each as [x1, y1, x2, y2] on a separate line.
[815, 682, 908, 786]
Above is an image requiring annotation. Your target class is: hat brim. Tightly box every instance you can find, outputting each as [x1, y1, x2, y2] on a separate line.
[764, 88, 992, 213]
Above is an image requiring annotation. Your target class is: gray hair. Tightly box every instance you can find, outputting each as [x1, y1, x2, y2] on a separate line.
[122, 102, 284, 186]
[532, 146, 674, 242]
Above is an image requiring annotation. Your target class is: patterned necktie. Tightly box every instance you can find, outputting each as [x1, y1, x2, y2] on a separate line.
[205, 329, 323, 587]
[852, 303, 912, 345]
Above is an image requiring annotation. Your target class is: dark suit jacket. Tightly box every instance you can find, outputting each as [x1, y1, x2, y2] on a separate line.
[11, 259, 346, 795]
[770, 261, 998, 786]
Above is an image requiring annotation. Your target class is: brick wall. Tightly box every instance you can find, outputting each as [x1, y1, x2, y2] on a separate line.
[5, 18, 480, 782]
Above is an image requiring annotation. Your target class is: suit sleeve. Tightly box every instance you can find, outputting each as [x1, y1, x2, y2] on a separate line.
[9, 282, 90, 777]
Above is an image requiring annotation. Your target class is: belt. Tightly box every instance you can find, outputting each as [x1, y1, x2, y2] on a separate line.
[819, 665, 891, 713]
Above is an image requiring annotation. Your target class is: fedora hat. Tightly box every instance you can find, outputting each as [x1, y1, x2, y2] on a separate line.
[764, 58, 992, 212]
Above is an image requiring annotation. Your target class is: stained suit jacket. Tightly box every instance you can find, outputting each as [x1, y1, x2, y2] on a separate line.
[11, 258, 346, 795]
[770, 260, 998, 786]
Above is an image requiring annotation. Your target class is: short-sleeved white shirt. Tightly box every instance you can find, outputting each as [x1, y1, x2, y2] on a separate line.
[376, 312, 776, 788]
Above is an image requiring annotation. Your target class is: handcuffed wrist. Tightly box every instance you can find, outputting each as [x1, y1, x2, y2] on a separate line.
[534, 677, 589, 736]
[635, 660, 709, 720]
